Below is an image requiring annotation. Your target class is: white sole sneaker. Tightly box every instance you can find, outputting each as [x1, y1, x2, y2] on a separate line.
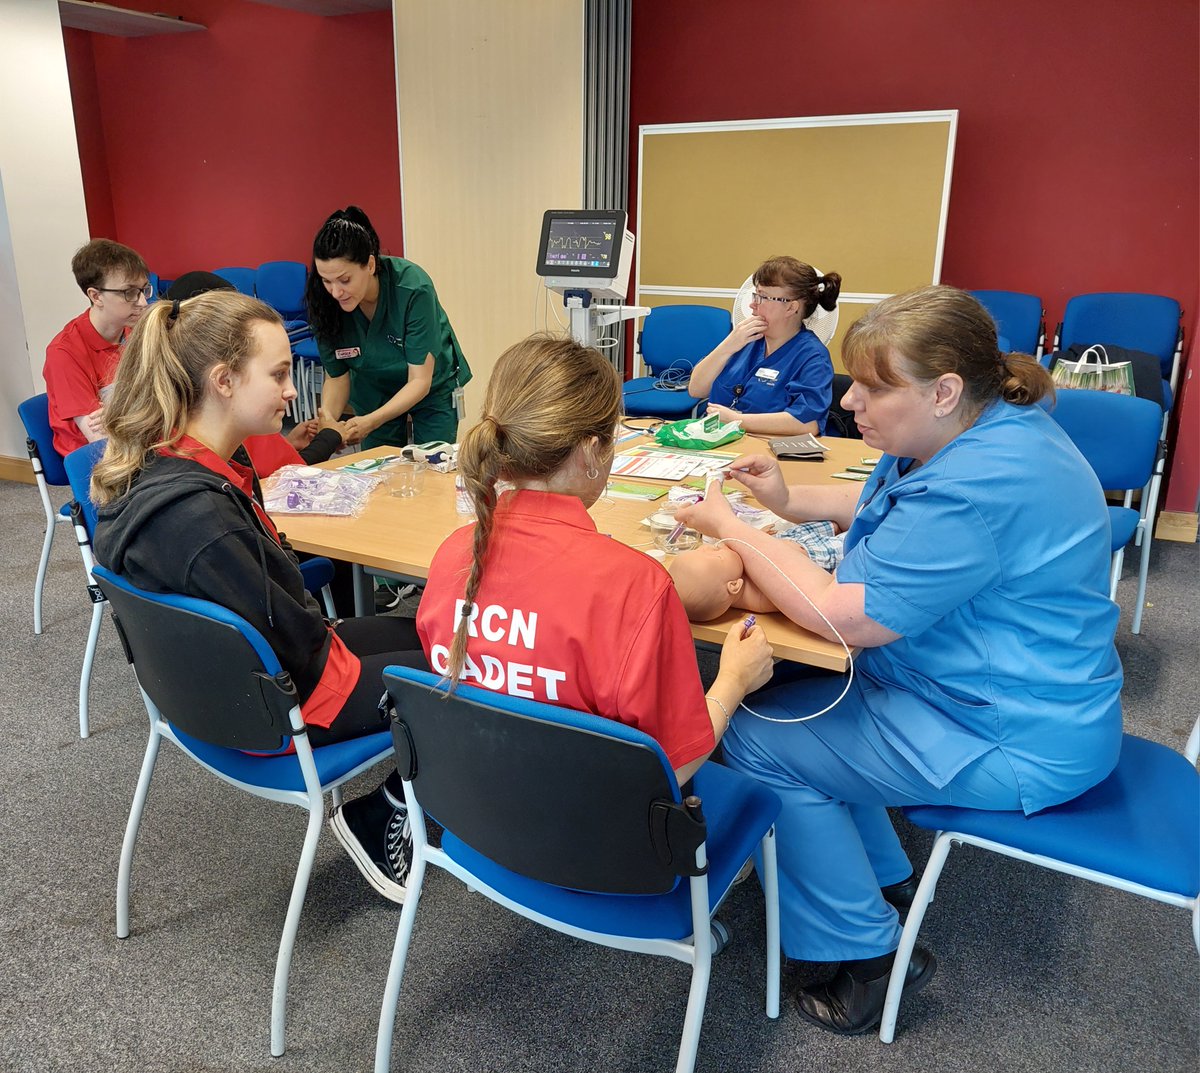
[329, 807, 409, 904]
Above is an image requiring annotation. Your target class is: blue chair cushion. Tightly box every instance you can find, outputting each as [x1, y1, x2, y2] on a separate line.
[1109, 506, 1139, 550]
[440, 761, 780, 940]
[903, 734, 1199, 897]
[170, 726, 393, 793]
[293, 337, 321, 362]
[623, 378, 701, 419]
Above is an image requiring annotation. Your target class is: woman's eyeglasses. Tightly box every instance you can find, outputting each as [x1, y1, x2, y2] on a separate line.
[750, 291, 794, 306]
[97, 283, 154, 303]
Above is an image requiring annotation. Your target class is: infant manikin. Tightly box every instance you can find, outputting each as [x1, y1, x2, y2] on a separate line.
[669, 520, 845, 622]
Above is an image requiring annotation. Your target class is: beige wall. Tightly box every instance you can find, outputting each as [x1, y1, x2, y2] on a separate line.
[394, 0, 584, 424]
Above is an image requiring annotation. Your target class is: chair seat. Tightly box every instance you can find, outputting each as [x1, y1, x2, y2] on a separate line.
[171, 726, 393, 792]
[623, 378, 700, 419]
[442, 761, 780, 940]
[1108, 505, 1139, 550]
[58, 501, 71, 518]
[293, 337, 321, 361]
[903, 734, 1199, 897]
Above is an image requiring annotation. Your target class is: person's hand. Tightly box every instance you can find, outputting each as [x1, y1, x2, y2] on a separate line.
[340, 416, 367, 445]
[728, 315, 767, 349]
[674, 476, 737, 538]
[726, 453, 789, 513]
[718, 617, 774, 696]
[317, 412, 353, 445]
[286, 419, 318, 450]
[84, 406, 105, 438]
[705, 402, 739, 423]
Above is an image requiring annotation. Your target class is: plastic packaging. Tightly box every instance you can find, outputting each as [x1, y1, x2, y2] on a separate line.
[454, 474, 474, 517]
[262, 465, 379, 517]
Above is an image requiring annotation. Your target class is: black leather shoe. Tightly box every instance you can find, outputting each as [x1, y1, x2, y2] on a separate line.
[881, 873, 919, 913]
[794, 945, 936, 1036]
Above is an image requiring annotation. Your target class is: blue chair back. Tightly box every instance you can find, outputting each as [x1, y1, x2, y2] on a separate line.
[147, 271, 160, 300]
[384, 665, 699, 895]
[17, 393, 68, 486]
[640, 305, 732, 376]
[1047, 389, 1161, 492]
[256, 260, 308, 320]
[63, 440, 107, 536]
[969, 290, 1043, 355]
[1060, 293, 1181, 379]
[213, 266, 257, 295]
[93, 564, 296, 752]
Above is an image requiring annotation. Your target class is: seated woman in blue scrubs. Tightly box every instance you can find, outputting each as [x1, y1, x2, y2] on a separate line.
[687, 256, 841, 435]
[675, 285, 1123, 1036]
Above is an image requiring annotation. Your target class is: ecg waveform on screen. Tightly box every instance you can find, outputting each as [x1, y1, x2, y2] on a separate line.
[547, 233, 611, 250]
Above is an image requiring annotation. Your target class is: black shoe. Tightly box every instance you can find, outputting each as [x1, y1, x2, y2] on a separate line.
[794, 945, 936, 1036]
[881, 873, 919, 913]
[329, 786, 412, 903]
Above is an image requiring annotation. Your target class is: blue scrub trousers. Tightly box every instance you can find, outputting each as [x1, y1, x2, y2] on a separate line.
[722, 673, 1024, 962]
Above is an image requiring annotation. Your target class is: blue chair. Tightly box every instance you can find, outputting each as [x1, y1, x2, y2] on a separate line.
[64, 440, 108, 738]
[290, 336, 324, 423]
[969, 290, 1045, 357]
[1056, 292, 1183, 409]
[17, 394, 72, 635]
[374, 666, 781, 1073]
[93, 564, 394, 1058]
[1048, 390, 1163, 634]
[256, 260, 311, 339]
[624, 305, 732, 419]
[147, 271, 160, 300]
[213, 265, 257, 296]
[880, 720, 1200, 1042]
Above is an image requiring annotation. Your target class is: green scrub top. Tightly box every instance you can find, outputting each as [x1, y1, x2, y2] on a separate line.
[317, 256, 471, 448]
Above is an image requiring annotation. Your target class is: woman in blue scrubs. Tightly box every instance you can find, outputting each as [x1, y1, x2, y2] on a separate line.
[687, 256, 841, 435]
[676, 286, 1123, 1035]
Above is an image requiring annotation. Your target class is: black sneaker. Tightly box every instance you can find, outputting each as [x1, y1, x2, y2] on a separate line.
[329, 786, 412, 903]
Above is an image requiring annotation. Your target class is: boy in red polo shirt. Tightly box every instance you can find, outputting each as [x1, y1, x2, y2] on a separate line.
[43, 239, 151, 458]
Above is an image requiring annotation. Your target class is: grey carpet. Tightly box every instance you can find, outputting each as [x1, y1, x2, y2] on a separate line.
[0, 477, 1195, 1072]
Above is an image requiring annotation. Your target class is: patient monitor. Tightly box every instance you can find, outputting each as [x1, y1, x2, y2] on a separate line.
[536, 209, 648, 349]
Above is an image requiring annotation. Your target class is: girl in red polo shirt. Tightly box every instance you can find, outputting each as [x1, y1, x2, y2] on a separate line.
[91, 291, 423, 901]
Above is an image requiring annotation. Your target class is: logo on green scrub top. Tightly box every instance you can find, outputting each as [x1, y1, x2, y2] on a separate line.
[387, 334, 404, 349]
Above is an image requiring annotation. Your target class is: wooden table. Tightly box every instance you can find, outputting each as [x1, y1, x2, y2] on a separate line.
[274, 435, 870, 671]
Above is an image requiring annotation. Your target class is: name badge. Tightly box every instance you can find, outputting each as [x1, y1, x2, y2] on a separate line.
[335, 347, 361, 361]
[754, 367, 780, 383]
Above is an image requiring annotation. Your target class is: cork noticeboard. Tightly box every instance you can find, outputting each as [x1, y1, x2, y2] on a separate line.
[635, 111, 958, 368]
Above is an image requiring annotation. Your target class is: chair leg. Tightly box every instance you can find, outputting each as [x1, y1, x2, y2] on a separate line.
[675, 917, 713, 1073]
[1130, 473, 1161, 635]
[320, 584, 336, 619]
[1108, 547, 1124, 601]
[270, 800, 325, 1058]
[761, 827, 781, 1018]
[117, 727, 162, 938]
[375, 855, 428, 1073]
[880, 832, 954, 1043]
[78, 602, 104, 738]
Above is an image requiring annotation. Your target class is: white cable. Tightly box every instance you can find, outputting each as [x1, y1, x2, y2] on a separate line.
[715, 535, 855, 723]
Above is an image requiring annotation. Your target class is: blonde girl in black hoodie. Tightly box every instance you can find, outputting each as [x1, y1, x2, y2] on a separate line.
[93, 290, 421, 903]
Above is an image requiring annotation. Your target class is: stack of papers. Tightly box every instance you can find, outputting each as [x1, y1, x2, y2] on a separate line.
[611, 448, 733, 482]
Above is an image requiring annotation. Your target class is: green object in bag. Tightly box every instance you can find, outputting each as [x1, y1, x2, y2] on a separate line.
[1050, 344, 1136, 396]
[654, 412, 746, 450]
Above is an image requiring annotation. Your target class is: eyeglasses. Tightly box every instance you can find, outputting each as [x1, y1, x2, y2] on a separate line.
[97, 283, 153, 303]
[750, 291, 795, 306]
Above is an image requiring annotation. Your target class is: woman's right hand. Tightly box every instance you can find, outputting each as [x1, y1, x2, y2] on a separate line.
[727, 453, 789, 513]
[718, 618, 774, 696]
[728, 315, 767, 349]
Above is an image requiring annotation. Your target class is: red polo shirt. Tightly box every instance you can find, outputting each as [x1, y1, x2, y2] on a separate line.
[417, 489, 714, 772]
[43, 310, 124, 458]
[167, 435, 359, 729]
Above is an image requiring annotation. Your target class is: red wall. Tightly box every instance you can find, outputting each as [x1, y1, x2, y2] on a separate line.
[63, 0, 402, 276]
[630, 0, 1198, 339]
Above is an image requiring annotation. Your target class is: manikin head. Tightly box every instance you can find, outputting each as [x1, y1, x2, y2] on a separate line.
[669, 542, 747, 621]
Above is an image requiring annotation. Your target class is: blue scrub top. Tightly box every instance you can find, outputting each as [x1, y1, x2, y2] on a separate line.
[709, 328, 833, 432]
[834, 400, 1123, 814]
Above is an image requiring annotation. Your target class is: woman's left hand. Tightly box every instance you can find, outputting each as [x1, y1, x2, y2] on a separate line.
[674, 478, 737, 538]
[705, 402, 739, 423]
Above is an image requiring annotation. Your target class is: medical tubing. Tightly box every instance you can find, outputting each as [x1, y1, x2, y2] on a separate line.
[714, 536, 854, 723]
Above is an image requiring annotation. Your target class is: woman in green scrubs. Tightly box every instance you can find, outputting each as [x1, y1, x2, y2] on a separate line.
[305, 206, 470, 448]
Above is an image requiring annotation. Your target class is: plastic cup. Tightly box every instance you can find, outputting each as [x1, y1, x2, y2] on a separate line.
[654, 527, 700, 554]
[386, 459, 427, 498]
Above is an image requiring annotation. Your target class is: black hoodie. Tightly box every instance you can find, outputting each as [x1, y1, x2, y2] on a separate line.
[94, 453, 334, 705]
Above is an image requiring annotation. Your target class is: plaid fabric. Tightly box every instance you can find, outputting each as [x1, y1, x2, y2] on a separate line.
[776, 520, 844, 572]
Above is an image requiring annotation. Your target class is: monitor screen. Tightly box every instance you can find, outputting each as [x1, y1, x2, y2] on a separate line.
[536, 210, 627, 279]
